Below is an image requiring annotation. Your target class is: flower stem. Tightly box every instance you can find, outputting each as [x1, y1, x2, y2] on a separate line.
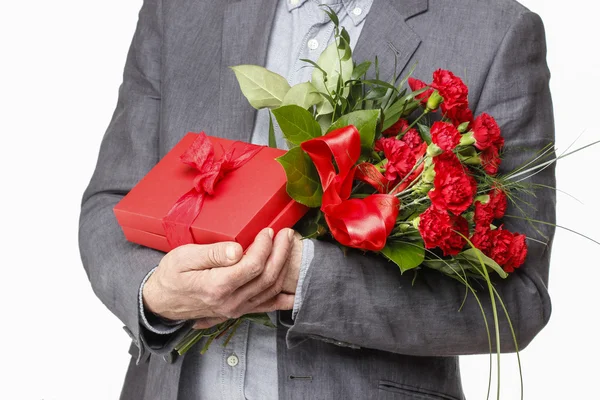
[396, 109, 429, 139]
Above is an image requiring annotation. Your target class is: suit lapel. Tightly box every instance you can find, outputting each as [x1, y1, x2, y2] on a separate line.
[354, 0, 427, 84]
[217, 0, 277, 142]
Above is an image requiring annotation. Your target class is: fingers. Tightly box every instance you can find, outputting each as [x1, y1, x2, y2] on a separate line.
[214, 228, 275, 292]
[230, 228, 294, 310]
[193, 317, 228, 330]
[192, 293, 294, 330]
[250, 293, 295, 313]
[178, 241, 243, 271]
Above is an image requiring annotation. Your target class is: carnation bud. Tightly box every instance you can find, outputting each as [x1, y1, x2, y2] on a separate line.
[457, 121, 471, 133]
[412, 216, 421, 230]
[464, 211, 474, 223]
[426, 90, 444, 111]
[460, 131, 476, 146]
[424, 156, 433, 168]
[458, 152, 481, 166]
[375, 159, 388, 173]
[414, 182, 433, 195]
[474, 194, 490, 204]
[422, 165, 436, 184]
[426, 143, 443, 157]
[399, 223, 412, 232]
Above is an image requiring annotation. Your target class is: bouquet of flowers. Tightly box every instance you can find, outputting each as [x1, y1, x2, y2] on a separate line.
[175, 9, 597, 398]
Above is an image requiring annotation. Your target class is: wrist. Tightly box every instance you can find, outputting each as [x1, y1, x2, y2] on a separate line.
[283, 235, 303, 293]
[142, 271, 163, 317]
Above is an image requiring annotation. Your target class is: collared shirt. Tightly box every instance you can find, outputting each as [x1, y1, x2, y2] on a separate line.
[146, 1, 373, 399]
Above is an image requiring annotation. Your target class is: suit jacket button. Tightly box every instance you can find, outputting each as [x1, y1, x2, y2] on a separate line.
[163, 352, 177, 364]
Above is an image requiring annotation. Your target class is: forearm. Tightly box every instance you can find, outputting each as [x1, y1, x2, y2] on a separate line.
[288, 238, 551, 356]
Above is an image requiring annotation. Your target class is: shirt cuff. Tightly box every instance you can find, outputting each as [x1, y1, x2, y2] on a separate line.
[139, 267, 186, 334]
[292, 238, 314, 320]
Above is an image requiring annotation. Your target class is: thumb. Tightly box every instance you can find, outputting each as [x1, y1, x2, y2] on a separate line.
[189, 241, 243, 269]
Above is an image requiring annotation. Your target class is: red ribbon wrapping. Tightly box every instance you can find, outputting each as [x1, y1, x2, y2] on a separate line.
[162, 133, 262, 248]
[301, 126, 400, 251]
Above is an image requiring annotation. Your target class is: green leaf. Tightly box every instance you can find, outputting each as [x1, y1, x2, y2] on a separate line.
[396, 63, 417, 92]
[363, 86, 389, 101]
[268, 112, 277, 148]
[294, 208, 324, 239]
[381, 241, 425, 273]
[317, 113, 333, 135]
[316, 94, 335, 116]
[321, 5, 339, 27]
[327, 109, 380, 149]
[382, 91, 422, 131]
[457, 248, 508, 279]
[338, 28, 352, 61]
[276, 147, 323, 207]
[311, 40, 353, 99]
[362, 79, 399, 93]
[351, 61, 372, 80]
[272, 105, 321, 146]
[417, 123, 432, 144]
[282, 82, 322, 109]
[300, 58, 328, 77]
[230, 65, 291, 109]
[243, 313, 276, 328]
[382, 99, 407, 131]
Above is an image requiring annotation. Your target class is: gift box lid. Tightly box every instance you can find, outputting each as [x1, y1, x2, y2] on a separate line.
[114, 133, 306, 249]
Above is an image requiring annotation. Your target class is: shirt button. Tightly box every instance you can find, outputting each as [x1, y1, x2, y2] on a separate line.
[307, 39, 319, 50]
[227, 354, 239, 367]
[352, 7, 363, 16]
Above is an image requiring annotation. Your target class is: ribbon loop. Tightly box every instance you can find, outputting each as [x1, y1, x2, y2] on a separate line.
[162, 133, 262, 249]
[301, 125, 400, 251]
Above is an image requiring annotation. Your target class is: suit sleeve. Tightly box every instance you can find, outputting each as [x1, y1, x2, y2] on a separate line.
[78, 0, 190, 361]
[287, 11, 556, 357]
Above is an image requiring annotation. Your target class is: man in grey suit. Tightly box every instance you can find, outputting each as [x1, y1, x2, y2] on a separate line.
[79, 0, 555, 399]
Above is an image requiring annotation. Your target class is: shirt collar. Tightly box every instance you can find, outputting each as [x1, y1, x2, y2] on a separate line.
[286, 0, 372, 27]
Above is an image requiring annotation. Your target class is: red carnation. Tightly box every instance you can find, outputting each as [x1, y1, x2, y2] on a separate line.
[504, 233, 528, 273]
[470, 224, 493, 254]
[488, 228, 514, 266]
[375, 137, 417, 182]
[408, 77, 434, 106]
[429, 152, 477, 215]
[418, 206, 468, 256]
[431, 69, 472, 125]
[488, 188, 507, 219]
[474, 188, 508, 226]
[401, 129, 424, 150]
[474, 200, 495, 227]
[473, 113, 502, 151]
[383, 118, 417, 138]
[431, 121, 461, 151]
[487, 228, 528, 273]
[480, 145, 503, 175]
[448, 107, 474, 127]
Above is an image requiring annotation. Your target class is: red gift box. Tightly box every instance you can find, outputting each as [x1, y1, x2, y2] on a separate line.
[114, 132, 309, 252]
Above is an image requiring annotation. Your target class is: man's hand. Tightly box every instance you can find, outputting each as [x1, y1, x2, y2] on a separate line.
[142, 227, 296, 329]
[282, 232, 303, 294]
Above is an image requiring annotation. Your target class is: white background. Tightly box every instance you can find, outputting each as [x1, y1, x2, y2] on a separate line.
[1, 0, 598, 399]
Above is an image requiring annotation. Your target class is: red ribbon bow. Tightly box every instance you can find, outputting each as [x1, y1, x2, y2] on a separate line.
[301, 126, 400, 251]
[162, 133, 262, 248]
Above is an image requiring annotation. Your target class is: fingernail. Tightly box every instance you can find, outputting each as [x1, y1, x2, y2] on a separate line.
[287, 229, 294, 240]
[226, 246, 238, 260]
[266, 228, 274, 239]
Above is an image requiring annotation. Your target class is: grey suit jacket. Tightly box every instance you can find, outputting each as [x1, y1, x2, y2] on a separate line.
[79, 0, 556, 399]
